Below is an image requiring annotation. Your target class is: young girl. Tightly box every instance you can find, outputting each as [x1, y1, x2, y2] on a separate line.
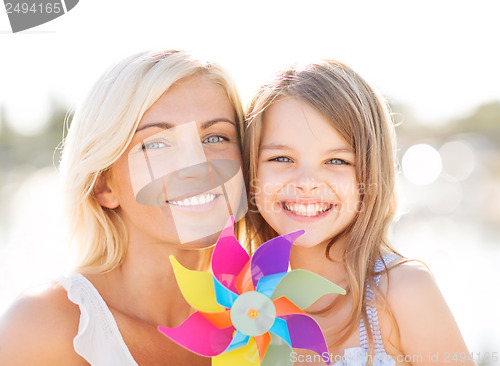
[0, 50, 247, 365]
[243, 60, 473, 365]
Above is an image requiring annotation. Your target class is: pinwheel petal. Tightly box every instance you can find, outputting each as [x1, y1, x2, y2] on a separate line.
[235, 260, 255, 293]
[158, 312, 234, 357]
[214, 276, 239, 308]
[256, 272, 287, 298]
[224, 330, 250, 353]
[212, 336, 260, 366]
[251, 230, 304, 287]
[170, 256, 225, 313]
[273, 296, 306, 317]
[212, 216, 250, 293]
[269, 317, 291, 347]
[201, 310, 232, 328]
[271, 269, 346, 309]
[254, 332, 271, 361]
[261, 333, 293, 366]
[280, 313, 331, 365]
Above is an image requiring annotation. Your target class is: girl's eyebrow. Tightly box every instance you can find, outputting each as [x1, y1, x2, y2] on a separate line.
[327, 147, 355, 154]
[260, 144, 354, 154]
[260, 144, 293, 151]
[135, 118, 236, 134]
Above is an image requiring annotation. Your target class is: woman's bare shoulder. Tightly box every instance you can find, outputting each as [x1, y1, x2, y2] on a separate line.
[0, 282, 88, 365]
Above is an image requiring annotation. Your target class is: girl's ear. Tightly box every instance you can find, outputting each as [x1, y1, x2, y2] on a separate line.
[94, 173, 120, 209]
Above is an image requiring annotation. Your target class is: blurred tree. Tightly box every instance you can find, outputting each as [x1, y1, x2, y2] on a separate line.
[0, 99, 70, 171]
[452, 101, 500, 144]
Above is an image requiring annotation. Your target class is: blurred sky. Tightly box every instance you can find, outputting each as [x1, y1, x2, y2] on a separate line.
[1, 0, 499, 354]
[1, 0, 500, 135]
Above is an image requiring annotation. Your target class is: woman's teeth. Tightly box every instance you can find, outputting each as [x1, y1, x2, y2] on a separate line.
[168, 193, 217, 206]
[282, 202, 332, 216]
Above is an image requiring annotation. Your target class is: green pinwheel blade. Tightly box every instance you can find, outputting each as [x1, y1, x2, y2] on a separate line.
[261, 333, 293, 366]
[270, 269, 346, 309]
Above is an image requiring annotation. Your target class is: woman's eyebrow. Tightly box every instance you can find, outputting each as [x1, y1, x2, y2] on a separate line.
[200, 118, 236, 129]
[135, 118, 236, 134]
[135, 122, 174, 134]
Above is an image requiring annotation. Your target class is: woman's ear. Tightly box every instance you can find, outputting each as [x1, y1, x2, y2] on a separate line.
[94, 173, 120, 209]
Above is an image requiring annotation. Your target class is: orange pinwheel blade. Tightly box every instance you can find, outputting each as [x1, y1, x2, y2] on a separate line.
[235, 260, 254, 293]
[201, 310, 232, 328]
[273, 296, 306, 317]
[254, 332, 271, 361]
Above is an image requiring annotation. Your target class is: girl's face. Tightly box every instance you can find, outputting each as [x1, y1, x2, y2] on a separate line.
[105, 75, 245, 248]
[254, 98, 360, 249]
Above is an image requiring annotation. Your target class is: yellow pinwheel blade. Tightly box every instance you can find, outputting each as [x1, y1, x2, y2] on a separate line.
[170, 255, 225, 313]
[212, 337, 260, 366]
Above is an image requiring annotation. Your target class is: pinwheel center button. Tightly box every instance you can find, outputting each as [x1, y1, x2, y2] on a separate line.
[230, 291, 276, 336]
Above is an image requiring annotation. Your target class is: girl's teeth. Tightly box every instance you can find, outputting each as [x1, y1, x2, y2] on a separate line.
[283, 202, 331, 216]
[169, 194, 216, 206]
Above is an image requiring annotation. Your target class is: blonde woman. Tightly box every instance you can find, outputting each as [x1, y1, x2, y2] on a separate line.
[243, 60, 473, 365]
[0, 50, 247, 365]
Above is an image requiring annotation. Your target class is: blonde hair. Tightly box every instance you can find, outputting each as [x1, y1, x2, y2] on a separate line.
[59, 50, 244, 274]
[244, 60, 401, 353]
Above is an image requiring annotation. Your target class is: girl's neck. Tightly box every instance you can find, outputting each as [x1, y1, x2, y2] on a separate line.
[289, 236, 348, 289]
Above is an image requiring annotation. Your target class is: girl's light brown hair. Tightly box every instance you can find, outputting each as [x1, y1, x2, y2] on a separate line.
[243, 60, 402, 353]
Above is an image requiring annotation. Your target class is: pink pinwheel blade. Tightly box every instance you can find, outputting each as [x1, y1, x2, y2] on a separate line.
[212, 216, 250, 293]
[158, 312, 235, 357]
[251, 230, 304, 287]
[279, 314, 331, 365]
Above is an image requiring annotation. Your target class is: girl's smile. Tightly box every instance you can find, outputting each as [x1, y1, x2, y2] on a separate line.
[255, 97, 360, 249]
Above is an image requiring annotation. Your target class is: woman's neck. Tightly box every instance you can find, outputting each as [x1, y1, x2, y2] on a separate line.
[88, 235, 213, 328]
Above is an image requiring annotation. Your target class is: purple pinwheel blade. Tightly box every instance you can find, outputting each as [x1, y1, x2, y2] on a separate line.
[280, 313, 331, 365]
[251, 230, 304, 287]
[261, 333, 293, 366]
[212, 216, 250, 293]
[158, 312, 234, 357]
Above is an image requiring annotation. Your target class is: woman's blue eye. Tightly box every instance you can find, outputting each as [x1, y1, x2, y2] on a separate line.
[143, 141, 167, 150]
[203, 135, 227, 144]
[326, 158, 349, 165]
[271, 156, 292, 163]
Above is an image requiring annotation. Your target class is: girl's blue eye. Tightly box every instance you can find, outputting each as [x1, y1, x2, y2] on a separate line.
[143, 141, 167, 150]
[271, 156, 293, 163]
[203, 135, 227, 144]
[326, 158, 349, 165]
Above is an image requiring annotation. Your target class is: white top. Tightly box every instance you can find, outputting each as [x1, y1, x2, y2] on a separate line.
[59, 273, 138, 366]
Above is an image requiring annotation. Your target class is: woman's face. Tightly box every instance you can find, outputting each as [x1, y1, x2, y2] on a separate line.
[106, 75, 246, 248]
[254, 97, 360, 249]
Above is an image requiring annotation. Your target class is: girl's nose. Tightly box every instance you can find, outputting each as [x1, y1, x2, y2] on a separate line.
[292, 168, 320, 194]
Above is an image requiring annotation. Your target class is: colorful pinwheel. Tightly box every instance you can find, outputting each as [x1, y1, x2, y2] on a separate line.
[158, 217, 346, 366]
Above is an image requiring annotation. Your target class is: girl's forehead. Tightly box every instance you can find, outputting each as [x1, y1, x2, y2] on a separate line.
[261, 98, 351, 149]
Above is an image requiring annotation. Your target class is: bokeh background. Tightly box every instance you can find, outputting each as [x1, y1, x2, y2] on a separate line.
[1, 0, 499, 361]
